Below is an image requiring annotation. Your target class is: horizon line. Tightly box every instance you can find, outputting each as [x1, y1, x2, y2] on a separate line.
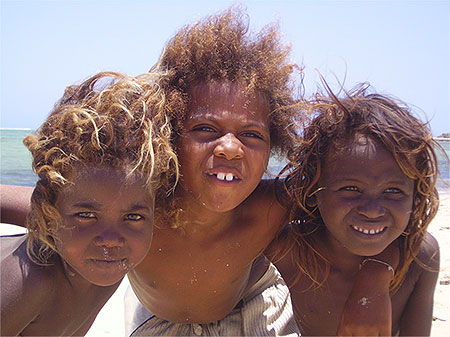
[0, 128, 33, 131]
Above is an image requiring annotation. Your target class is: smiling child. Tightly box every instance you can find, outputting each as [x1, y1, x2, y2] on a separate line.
[0, 72, 177, 336]
[269, 84, 440, 336]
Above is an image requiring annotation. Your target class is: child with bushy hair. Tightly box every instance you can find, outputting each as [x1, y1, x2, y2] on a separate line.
[1, 72, 177, 336]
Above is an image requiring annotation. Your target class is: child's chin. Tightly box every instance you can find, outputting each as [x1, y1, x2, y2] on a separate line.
[348, 245, 387, 258]
[88, 275, 125, 287]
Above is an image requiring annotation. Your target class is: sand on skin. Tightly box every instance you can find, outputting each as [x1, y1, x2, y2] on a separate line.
[85, 194, 450, 336]
[1, 195, 449, 336]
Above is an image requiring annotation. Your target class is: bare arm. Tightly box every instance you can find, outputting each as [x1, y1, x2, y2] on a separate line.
[399, 233, 440, 336]
[0, 185, 33, 226]
[337, 241, 400, 336]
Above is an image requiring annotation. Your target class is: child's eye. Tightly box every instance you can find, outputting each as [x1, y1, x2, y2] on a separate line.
[192, 125, 216, 133]
[339, 186, 360, 192]
[75, 212, 96, 219]
[124, 213, 143, 221]
[241, 131, 264, 140]
[384, 187, 404, 194]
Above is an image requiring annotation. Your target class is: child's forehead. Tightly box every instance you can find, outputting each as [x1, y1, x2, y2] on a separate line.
[324, 135, 409, 178]
[55, 165, 155, 210]
[325, 135, 393, 169]
[188, 80, 270, 111]
[62, 164, 151, 193]
[338, 134, 379, 153]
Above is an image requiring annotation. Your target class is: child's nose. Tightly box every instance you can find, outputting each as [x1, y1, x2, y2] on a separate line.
[213, 133, 244, 160]
[357, 197, 386, 219]
[93, 229, 125, 247]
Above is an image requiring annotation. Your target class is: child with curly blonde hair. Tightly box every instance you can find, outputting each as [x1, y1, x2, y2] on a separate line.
[1, 72, 177, 336]
[269, 83, 440, 336]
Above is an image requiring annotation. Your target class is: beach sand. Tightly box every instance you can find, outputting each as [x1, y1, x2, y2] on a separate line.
[428, 192, 450, 336]
[1, 194, 449, 336]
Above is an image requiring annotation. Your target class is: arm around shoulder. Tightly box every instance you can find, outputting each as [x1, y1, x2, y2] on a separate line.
[0, 185, 33, 227]
[399, 232, 440, 336]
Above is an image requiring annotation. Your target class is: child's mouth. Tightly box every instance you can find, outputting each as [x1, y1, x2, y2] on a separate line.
[350, 225, 387, 235]
[89, 258, 128, 268]
[208, 172, 240, 182]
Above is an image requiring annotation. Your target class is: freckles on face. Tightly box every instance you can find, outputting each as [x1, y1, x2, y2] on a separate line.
[176, 80, 271, 212]
[316, 136, 414, 256]
[54, 165, 154, 286]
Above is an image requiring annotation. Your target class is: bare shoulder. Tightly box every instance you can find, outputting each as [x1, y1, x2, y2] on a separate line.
[416, 231, 440, 270]
[1, 235, 55, 336]
[243, 179, 291, 232]
[393, 233, 440, 335]
[264, 222, 290, 260]
[247, 179, 289, 215]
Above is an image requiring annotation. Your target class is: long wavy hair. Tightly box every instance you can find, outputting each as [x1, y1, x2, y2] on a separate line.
[279, 83, 440, 291]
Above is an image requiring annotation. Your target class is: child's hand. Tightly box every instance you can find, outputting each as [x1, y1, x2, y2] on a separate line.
[336, 242, 399, 336]
[336, 279, 392, 336]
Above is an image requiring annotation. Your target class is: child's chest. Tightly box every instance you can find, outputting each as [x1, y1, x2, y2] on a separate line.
[129, 219, 271, 323]
[290, 276, 352, 336]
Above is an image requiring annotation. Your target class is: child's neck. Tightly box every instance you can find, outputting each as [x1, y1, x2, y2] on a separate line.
[172, 190, 236, 237]
[322, 230, 362, 277]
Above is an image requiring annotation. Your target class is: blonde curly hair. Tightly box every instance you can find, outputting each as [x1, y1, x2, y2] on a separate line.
[24, 71, 178, 264]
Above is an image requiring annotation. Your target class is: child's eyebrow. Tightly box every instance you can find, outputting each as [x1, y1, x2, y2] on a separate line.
[188, 111, 268, 129]
[70, 201, 152, 213]
[385, 180, 413, 186]
[333, 176, 411, 186]
[71, 201, 103, 210]
[125, 204, 153, 213]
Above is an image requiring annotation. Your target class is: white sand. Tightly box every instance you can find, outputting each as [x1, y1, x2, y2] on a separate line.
[85, 276, 128, 337]
[428, 192, 450, 336]
[2, 193, 449, 336]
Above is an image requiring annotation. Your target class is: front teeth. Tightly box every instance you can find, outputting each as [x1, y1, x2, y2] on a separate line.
[216, 173, 234, 181]
[352, 225, 385, 235]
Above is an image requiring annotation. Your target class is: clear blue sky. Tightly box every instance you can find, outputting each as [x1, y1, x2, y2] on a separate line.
[1, 0, 449, 136]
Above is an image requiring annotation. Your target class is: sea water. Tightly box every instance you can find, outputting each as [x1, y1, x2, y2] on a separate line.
[1, 129, 449, 195]
[1, 129, 37, 186]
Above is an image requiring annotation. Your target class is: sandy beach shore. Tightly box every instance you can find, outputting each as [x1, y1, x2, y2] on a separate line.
[1, 192, 449, 336]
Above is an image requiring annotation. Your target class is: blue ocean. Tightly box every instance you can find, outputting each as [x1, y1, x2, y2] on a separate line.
[1, 128, 449, 195]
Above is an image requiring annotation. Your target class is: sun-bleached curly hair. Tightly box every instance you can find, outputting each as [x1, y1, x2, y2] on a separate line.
[24, 71, 178, 264]
[151, 6, 300, 157]
[280, 83, 440, 291]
